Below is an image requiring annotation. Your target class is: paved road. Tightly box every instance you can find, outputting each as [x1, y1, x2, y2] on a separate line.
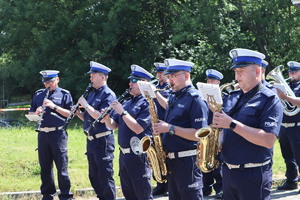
[75, 189, 300, 200]
[2, 188, 300, 199]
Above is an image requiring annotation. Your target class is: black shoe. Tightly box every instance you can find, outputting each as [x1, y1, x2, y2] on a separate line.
[203, 188, 212, 196]
[164, 191, 169, 196]
[277, 181, 298, 190]
[215, 191, 223, 199]
[152, 185, 167, 196]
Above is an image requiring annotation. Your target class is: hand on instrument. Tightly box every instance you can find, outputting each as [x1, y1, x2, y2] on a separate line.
[153, 120, 170, 135]
[43, 99, 55, 109]
[35, 106, 44, 115]
[100, 107, 110, 123]
[212, 111, 232, 129]
[110, 100, 124, 114]
[276, 88, 287, 100]
[71, 105, 81, 116]
[78, 96, 88, 107]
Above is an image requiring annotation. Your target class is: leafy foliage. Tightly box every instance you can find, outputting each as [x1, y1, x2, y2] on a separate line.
[0, 0, 299, 100]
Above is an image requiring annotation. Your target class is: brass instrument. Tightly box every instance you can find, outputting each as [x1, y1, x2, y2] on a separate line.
[141, 92, 167, 183]
[195, 81, 236, 173]
[266, 65, 300, 116]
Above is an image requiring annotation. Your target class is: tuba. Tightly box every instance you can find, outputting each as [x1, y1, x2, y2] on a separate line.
[140, 92, 167, 183]
[195, 81, 236, 173]
[266, 65, 300, 116]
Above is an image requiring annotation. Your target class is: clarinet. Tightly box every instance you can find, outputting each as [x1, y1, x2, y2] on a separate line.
[84, 88, 131, 135]
[62, 83, 94, 131]
[35, 87, 50, 132]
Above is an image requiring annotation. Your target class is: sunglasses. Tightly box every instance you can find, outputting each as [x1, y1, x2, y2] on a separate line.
[130, 78, 141, 83]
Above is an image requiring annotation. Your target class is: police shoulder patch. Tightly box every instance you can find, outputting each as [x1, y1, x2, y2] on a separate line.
[261, 87, 276, 98]
[61, 88, 70, 94]
[35, 89, 44, 94]
[187, 88, 200, 98]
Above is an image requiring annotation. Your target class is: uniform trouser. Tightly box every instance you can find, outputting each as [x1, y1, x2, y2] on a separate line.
[222, 163, 272, 200]
[86, 135, 116, 200]
[38, 130, 73, 200]
[279, 126, 300, 184]
[202, 165, 222, 193]
[167, 155, 203, 200]
[119, 151, 153, 200]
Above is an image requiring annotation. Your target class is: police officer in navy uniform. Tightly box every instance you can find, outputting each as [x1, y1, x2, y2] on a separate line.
[152, 62, 171, 197]
[102, 65, 154, 200]
[203, 69, 223, 199]
[212, 48, 283, 200]
[76, 61, 116, 200]
[261, 60, 277, 94]
[276, 61, 300, 191]
[29, 70, 74, 200]
[153, 59, 209, 200]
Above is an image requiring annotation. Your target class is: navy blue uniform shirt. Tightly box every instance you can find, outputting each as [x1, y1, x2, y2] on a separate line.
[30, 87, 73, 127]
[112, 94, 152, 148]
[282, 81, 300, 123]
[262, 79, 277, 94]
[163, 84, 209, 152]
[84, 85, 116, 135]
[221, 84, 283, 164]
[155, 82, 171, 120]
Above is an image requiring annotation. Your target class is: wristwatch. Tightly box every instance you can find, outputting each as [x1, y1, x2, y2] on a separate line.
[53, 105, 58, 111]
[121, 110, 128, 117]
[169, 124, 175, 135]
[230, 121, 237, 130]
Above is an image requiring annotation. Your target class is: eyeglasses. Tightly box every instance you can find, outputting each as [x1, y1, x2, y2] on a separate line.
[166, 72, 186, 79]
[130, 78, 141, 83]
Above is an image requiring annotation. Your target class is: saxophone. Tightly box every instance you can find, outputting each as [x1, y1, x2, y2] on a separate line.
[141, 93, 167, 183]
[195, 81, 236, 173]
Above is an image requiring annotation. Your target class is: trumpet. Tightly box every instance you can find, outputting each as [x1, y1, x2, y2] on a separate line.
[85, 88, 131, 135]
[35, 87, 50, 132]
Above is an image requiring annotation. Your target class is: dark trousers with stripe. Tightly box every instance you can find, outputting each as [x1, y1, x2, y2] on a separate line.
[38, 131, 73, 200]
[222, 163, 272, 200]
[279, 126, 300, 184]
[167, 156, 203, 200]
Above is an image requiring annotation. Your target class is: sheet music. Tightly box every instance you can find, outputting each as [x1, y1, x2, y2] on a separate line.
[137, 81, 156, 98]
[273, 83, 286, 94]
[196, 82, 223, 105]
[25, 114, 43, 122]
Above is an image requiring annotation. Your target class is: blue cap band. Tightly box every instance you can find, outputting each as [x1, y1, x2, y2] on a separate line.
[155, 67, 167, 72]
[233, 56, 262, 66]
[207, 74, 220, 80]
[289, 66, 300, 71]
[167, 65, 192, 72]
[43, 74, 58, 78]
[131, 71, 151, 80]
[89, 67, 109, 74]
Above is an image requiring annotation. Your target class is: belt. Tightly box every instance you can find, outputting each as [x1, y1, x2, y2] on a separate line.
[225, 159, 271, 169]
[168, 149, 197, 159]
[281, 122, 300, 128]
[119, 147, 131, 154]
[87, 131, 112, 141]
[39, 126, 63, 132]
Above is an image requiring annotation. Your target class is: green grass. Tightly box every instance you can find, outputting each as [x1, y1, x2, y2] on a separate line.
[0, 126, 120, 192]
[0, 125, 286, 193]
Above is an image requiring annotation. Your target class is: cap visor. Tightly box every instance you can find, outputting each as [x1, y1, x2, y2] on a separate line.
[230, 64, 250, 69]
[42, 77, 56, 82]
[164, 70, 180, 75]
[128, 75, 142, 79]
